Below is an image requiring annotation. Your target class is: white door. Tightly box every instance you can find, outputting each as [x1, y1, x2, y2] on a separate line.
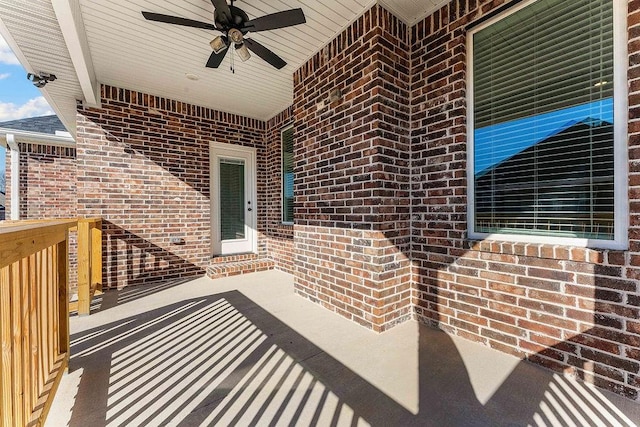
[210, 142, 257, 255]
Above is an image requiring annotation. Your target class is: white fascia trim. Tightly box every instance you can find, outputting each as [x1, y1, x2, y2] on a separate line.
[7, 134, 19, 220]
[52, 0, 100, 108]
[0, 129, 75, 148]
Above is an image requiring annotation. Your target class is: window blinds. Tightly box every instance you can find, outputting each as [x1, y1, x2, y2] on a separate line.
[472, 0, 614, 239]
[282, 127, 294, 223]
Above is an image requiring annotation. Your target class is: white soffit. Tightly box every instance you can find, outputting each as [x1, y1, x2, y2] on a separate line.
[0, 0, 83, 134]
[0, 0, 449, 135]
[379, 0, 450, 26]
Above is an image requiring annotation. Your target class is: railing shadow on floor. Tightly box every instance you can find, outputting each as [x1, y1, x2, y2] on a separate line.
[101, 221, 206, 289]
[69, 278, 196, 317]
[67, 220, 208, 316]
[64, 291, 640, 427]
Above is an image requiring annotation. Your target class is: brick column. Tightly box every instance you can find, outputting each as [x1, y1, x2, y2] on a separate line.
[293, 5, 412, 332]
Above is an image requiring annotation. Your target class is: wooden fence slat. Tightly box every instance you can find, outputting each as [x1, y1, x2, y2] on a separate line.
[27, 355, 67, 427]
[47, 248, 54, 381]
[36, 251, 45, 397]
[20, 258, 31, 423]
[36, 251, 50, 398]
[90, 223, 102, 293]
[28, 254, 38, 410]
[57, 239, 69, 357]
[1, 266, 13, 427]
[0, 269, 3, 427]
[48, 247, 57, 363]
[10, 263, 24, 427]
[77, 221, 90, 316]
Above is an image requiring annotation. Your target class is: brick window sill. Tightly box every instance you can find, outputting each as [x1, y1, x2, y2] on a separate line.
[466, 239, 626, 264]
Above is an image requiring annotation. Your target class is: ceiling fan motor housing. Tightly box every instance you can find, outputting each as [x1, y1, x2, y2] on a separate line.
[215, 5, 250, 34]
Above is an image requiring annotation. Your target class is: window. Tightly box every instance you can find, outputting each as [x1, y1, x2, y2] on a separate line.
[468, 0, 626, 248]
[282, 126, 294, 223]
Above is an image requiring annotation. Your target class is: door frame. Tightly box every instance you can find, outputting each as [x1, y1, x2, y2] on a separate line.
[210, 141, 257, 256]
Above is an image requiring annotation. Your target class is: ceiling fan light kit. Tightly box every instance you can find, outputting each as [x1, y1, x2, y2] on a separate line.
[142, 0, 306, 71]
[235, 43, 251, 62]
[228, 28, 243, 44]
[209, 36, 228, 54]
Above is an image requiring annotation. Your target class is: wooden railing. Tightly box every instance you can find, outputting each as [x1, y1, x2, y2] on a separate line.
[76, 218, 103, 316]
[0, 217, 103, 426]
[0, 219, 75, 427]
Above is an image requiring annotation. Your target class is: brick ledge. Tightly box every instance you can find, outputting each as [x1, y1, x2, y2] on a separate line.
[207, 258, 274, 279]
[467, 240, 610, 263]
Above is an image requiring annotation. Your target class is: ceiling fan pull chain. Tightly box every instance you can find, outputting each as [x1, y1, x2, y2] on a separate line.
[230, 46, 235, 73]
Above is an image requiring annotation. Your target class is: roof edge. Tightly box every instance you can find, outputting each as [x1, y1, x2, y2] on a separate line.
[0, 128, 75, 148]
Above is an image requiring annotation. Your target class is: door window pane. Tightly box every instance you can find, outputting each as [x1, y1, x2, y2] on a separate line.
[220, 159, 245, 240]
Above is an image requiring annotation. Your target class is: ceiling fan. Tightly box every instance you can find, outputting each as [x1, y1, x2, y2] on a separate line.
[142, 0, 305, 70]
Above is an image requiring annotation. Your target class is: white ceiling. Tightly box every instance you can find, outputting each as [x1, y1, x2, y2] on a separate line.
[0, 0, 448, 135]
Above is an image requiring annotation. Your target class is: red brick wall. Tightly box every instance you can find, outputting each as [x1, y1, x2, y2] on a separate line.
[5, 143, 78, 288]
[76, 86, 268, 288]
[293, 5, 413, 332]
[6, 143, 77, 219]
[264, 107, 295, 274]
[410, 0, 640, 400]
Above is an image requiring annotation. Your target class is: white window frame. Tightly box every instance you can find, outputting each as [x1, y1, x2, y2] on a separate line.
[281, 124, 294, 225]
[466, 0, 628, 250]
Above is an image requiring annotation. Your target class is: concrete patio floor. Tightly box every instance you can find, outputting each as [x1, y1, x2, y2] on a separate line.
[47, 270, 640, 426]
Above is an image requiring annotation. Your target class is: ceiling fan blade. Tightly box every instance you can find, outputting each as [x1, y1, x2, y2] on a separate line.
[243, 9, 306, 32]
[206, 48, 229, 68]
[142, 12, 217, 30]
[244, 38, 286, 69]
[211, 0, 233, 24]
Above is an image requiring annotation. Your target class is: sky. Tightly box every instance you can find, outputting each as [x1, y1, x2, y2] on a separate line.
[0, 34, 54, 177]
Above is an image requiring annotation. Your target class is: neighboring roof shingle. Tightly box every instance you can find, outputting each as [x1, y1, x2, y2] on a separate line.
[0, 115, 66, 135]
